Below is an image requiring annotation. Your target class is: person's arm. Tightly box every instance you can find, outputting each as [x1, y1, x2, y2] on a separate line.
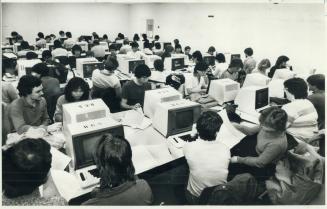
[7, 83, 18, 103]
[120, 98, 140, 110]
[282, 103, 299, 128]
[114, 86, 122, 98]
[41, 98, 51, 126]
[232, 123, 260, 135]
[54, 96, 64, 122]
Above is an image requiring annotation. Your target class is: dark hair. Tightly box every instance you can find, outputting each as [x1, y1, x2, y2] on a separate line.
[45, 35, 51, 40]
[130, 42, 139, 48]
[192, 51, 203, 62]
[208, 46, 216, 53]
[11, 31, 18, 37]
[165, 45, 174, 53]
[307, 74, 325, 91]
[93, 39, 100, 45]
[154, 35, 160, 40]
[31, 63, 49, 77]
[104, 57, 119, 71]
[143, 40, 151, 49]
[3, 138, 52, 198]
[123, 39, 129, 45]
[50, 34, 56, 38]
[259, 106, 287, 132]
[133, 34, 140, 42]
[134, 64, 151, 78]
[26, 52, 38, 60]
[175, 44, 182, 51]
[64, 77, 90, 102]
[17, 75, 42, 97]
[20, 41, 30, 50]
[65, 32, 72, 38]
[215, 53, 226, 63]
[275, 55, 289, 68]
[185, 46, 191, 51]
[284, 77, 308, 99]
[244, 47, 253, 56]
[154, 42, 161, 50]
[257, 59, 271, 72]
[154, 59, 164, 72]
[72, 45, 82, 55]
[59, 31, 65, 35]
[53, 40, 62, 48]
[16, 35, 23, 41]
[196, 111, 223, 141]
[194, 61, 208, 74]
[94, 134, 135, 190]
[103, 34, 108, 39]
[229, 58, 243, 69]
[118, 33, 125, 39]
[165, 74, 185, 90]
[142, 33, 147, 39]
[42, 50, 52, 60]
[37, 32, 44, 39]
[174, 39, 179, 45]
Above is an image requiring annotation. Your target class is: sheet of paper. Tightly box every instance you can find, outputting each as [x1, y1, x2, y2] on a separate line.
[216, 110, 246, 149]
[50, 147, 71, 170]
[132, 145, 158, 174]
[122, 109, 152, 130]
[146, 143, 174, 165]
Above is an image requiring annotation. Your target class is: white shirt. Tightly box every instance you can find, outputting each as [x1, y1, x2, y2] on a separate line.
[63, 38, 76, 49]
[36, 39, 46, 48]
[282, 99, 318, 142]
[92, 69, 121, 89]
[91, 45, 106, 58]
[213, 62, 228, 78]
[272, 68, 296, 80]
[242, 72, 270, 87]
[126, 51, 145, 60]
[185, 75, 206, 94]
[120, 45, 132, 53]
[183, 139, 230, 197]
[51, 48, 68, 58]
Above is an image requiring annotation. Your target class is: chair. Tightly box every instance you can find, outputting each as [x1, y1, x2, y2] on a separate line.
[91, 86, 121, 113]
[46, 91, 64, 123]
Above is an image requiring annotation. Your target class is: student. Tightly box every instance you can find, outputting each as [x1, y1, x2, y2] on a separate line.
[82, 134, 153, 205]
[307, 74, 325, 130]
[282, 78, 318, 142]
[253, 58, 271, 75]
[51, 40, 68, 58]
[268, 55, 291, 78]
[45, 35, 52, 44]
[143, 40, 153, 55]
[207, 46, 216, 56]
[184, 46, 192, 59]
[2, 82, 18, 105]
[36, 32, 46, 49]
[126, 42, 145, 60]
[92, 32, 100, 42]
[161, 45, 174, 62]
[121, 64, 152, 110]
[229, 107, 288, 181]
[192, 51, 203, 64]
[165, 73, 186, 96]
[173, 39, 180, 48]
[17, 41, 32, 57]
[50, 34, 56, 42]
[102, 34, 111, 44]
[152, 35, 160, 45]
[152, 42, 163, 56]
[141, 33, 148, 42]
[63, 32, 75, 50]
[183, 111, 230, 204]
[213, 53, 228, 78]
[2, 138, 65, 205]
[243, 47, 256, 74]
[174, 44, 183, 54]
[26, 51, 39, 60]
[150, 59, 168, 84]
[54, 77, 90, 122]
[10, 31, 19, 44]
[120, 39, 132, 54]
[220, 58, 243, 81]
[8, 75, 50, 134]
[91, 40, 106, 61]
[58, 30, 65, 39]
[243, 59, 271, 87]
[185, 61, 208, 97]
[68, 45, 84, 69]
[133, 33, 140, 42]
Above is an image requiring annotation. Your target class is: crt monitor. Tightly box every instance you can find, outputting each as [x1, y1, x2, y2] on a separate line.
[76, 57, 104, 78]
[208, 78, 240, 105]
[83, 62, 104, 79]
[152, 99, 201, 137]
[242, 73, 270, 88]
[230, 54, 241, 62]
[163, 42, 172, 50]
[129, 59, 145, 74]
[234, 86, 270, 114]
[110, 43, 123, 51]
[171, 57, 185, 71]
[203, 55, 215, 66]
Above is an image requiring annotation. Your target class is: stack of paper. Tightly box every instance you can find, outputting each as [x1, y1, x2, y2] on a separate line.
[122, 109, 152, 130]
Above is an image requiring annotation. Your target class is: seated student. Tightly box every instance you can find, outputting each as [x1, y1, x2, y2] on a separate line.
[183, 111, 230, 204]
[173, 39, 180, 48]
[166, 73, 186, 97]
[184, 46, 192, 60]
[8, 75, 50, 134]
[133, 33, 140, 42]
[243, 47, 257, 74]
[230, 107, 288, 182]
[82, 134, 153, 205]
[68, 45, 85, 69]
[161, 45, 174, 62]
[185, 61, 208, 99]
[50, 34, 56, 42]
[126, 42, 145, 59]
[91, 39, 106, 61]
[141, 33, 148, 42]
[282, 78, 318, 143]
[268, 55, 290, 78]
[242, 59, 271, 87]
[36, 32, 46, 49]
[2, 138, 66, 205]
[58, 30, 65, 39]
[51, 40, 68, 58]
[174, 44, 183, 54]
[192, 50, 203, 64]
[2, 82, 18, 105]
[121, 64, 152, 110]
[63, 32, 75, 50]
[26, 51, 39, 60]
[42, 50, 68, 83]
[120, 39, 132, 54]
[252, 58, 271, 75]
[143, 40, 153, 55]
[213, 53, 228, 78]
[307, 74, 325, 130]
[45, 35, 52, 44]
[152, 42, 163, 56]
[220, 58, 243, 81]
[150, 59, 168, 84]
[17, 41, 32, 57]
[102, 34, 112, 44]
[152, 35, 160, 45]
[207, 46, 216, 56]
[54, 77, 90, 122]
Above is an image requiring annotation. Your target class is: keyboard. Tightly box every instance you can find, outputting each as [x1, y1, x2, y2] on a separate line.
[76, 165, 100, 189]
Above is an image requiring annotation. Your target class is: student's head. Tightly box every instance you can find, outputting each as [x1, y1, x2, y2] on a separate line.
[133, 34, 140, 41]
[93, 39, 100, 45]
[184, 46, 191, 55]
[64, 77, 90, 102]
[165, 74, 185, 90]
[59, 30, 65, 37]
[20, 41, 30, 50]
[109, 44, 117, 53]
[94, 134, 135, 189]
[142, 33, 147, 40]
[244, 47, 253, 57]
[229, 58, 243, 72]
[284, 77, 308, 100]
[207, 46, 216, 55]
[31, 63, 49, 78]
[164, 45, 174, 54]
[11, 31, 18, 37]
[103, 34, 108, 40]
[275, 55, 289, 68]
[257, 59, 271, 73]
[53, 40, 62, 49]
[307, 74, 325, 93]
[130, 42, 139, 52]
[154, 59, 164, 72]
[154, 42, 161, 50]
[215, 53, 226, 63]
[143, 40, 151, 49]
[174, 39, 179, 45]
[65, 32, 72, 38]
[50, 34, 56, 39]
[123, 39, 129, 45]
[104, 57, 119, 72]
[154, 35, 160, 41]
[45, 35, 51, 43]
[26, 52, 38, 60]
[175, 44, 182, 53]
[16, 35, 24, 43]
[193, 61, 208, 77]
[3, 138, 52, 198]
[259, 106, 288, 134]
[118, 33, 125, 40]
[192, 51, 203, 63]
[134, 64, 151, 84]
[37, 32, 44, 39]
[72, 45, 82, 57]
[42, 50, 52, 61]
[196, 111, 223, 141]
[17, 75, 43, 100]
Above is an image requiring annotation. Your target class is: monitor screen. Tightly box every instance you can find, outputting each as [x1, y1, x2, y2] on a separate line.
[111, 43, 123, 51]
[83, 62, 104, 78]
[203, 56, 215, 66]
[163, 42, 172, 50]
[16, 45, 22, 52]
[175, 109, 193, 130]
[73, 126, 124, 169]
[129, 60, 145, 73]
[171, 58, 184, 71]
[255, 88, 269, 109]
